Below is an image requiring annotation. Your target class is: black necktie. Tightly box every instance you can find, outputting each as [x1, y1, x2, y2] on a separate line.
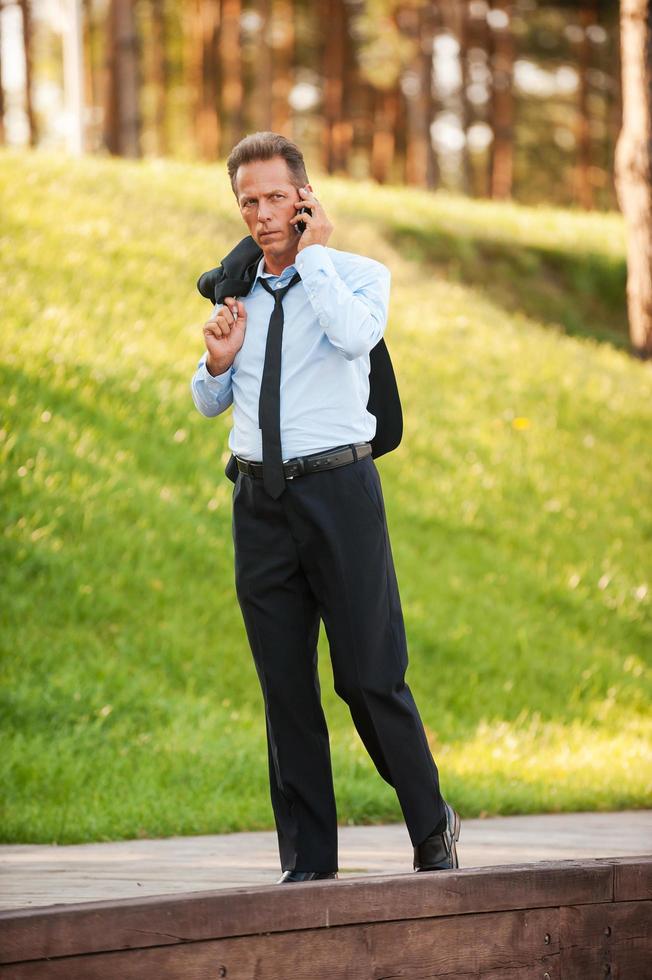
[258, 271, 302, 498]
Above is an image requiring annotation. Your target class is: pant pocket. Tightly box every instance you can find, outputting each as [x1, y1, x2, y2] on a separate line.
[350, 458, 385, 524]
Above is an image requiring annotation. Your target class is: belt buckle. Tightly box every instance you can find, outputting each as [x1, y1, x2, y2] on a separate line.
[284, 455, 305, 480]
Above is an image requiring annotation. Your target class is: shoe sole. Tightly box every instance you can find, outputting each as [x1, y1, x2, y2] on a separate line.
[447, 802, 461, 869]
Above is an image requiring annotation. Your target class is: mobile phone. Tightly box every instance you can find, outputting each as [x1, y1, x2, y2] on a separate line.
[296, 205, 312, 234]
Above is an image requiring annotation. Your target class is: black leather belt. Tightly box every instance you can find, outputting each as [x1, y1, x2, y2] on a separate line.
[235, 442, 372, 480]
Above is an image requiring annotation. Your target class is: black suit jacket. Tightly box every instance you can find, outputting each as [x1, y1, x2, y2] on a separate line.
[197, 236, 403, 482]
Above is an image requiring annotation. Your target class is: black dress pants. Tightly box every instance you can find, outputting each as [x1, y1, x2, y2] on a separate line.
[231, 450, 447, 872]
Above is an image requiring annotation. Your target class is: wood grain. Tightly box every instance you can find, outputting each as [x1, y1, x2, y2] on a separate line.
[0, 860, 612, 964]
[1, 858, 650, 979]
[0, 908, 561, 980]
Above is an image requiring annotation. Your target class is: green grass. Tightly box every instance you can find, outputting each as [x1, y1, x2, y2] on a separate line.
[1, 149, 650, 844]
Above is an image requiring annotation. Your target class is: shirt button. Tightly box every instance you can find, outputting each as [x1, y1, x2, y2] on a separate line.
[319, 316, 327, 327]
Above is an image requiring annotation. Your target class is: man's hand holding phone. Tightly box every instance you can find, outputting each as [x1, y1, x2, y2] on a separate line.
[203, 297, 247, 376]
[291, 185, 334, 251]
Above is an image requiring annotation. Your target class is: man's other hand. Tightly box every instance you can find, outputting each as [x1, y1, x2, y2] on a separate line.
[203, 297, 247, 375]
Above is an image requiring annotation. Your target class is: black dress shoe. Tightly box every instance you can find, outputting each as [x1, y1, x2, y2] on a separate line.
[276, 870, 338, 884]
[413, 800, 461, 871]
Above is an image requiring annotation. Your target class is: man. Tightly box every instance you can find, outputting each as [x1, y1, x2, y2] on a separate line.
[191, 132, 460, 883]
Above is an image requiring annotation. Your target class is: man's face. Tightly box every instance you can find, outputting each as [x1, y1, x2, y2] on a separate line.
[235, 156, 303, 260]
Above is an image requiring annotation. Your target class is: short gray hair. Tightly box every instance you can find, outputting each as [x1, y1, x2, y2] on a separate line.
[226, 132, 309, 198]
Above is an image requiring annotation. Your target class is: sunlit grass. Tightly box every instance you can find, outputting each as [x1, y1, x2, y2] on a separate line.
[1, 148, 650, 843]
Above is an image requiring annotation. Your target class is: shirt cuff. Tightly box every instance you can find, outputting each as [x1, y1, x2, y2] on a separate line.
[295, 243, 337, 280]
[197, 356, 232, 388]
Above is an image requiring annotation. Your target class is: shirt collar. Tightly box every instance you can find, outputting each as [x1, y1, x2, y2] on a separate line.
[252, 253, 298, 291]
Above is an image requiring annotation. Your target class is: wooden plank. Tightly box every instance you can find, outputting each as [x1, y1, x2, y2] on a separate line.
[613, 855, 652, 901]
[0, 907, 561, 980]
[560, 900, 652, 979]
[0, 860, 613, 965]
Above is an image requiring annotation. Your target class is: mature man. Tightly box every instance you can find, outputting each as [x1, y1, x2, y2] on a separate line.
[191, 132, 460, 883]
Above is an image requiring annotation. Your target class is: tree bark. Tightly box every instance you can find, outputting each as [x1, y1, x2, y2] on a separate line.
[488, 0, 514, 199]
[150, 0, 169, 156]
[398, 2, 429, 188]
[188, 0, 220, 160]
[371, 85, 398, 184]
[271, 0, 293, 137]
[103, 0, 141, 157]
[615, 0, 652, 358]
[0, 10, 6, 146]
[17, 0, 37, 146]
[436, 0, 472, 194]
[82, 0, 99, 150]
[575, 1, 597, 209]
[63, 0, 85, 154]
[420, 1, 439, 189]
[251, 0, 273, 133]
[322, 0, 350, 174]
[220, 0, 243, 154]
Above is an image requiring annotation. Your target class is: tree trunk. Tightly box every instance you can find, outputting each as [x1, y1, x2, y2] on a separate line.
[17, 0, 37, 146]
[322, 0, 350, 174]
[220, 0, 243, 154]
[188, 0, 220, 160]
[150, 0, 169, 156]
[575, 1, 597, 209]
[82, 0, 100, 150]
[63, 0, 85, 154]
[615, 0, 652, 358]
[0, 11, 6, 146]
[103, 0, 141, 157]
[436, 0, 472, 194]
[371, 86, 398, 184]
[420, 1, 439, 189]
[488, 0, 514, 199]
[251, 0, 273, 133]
[398, 2, 429, 188]
[271, 0, 293, 137]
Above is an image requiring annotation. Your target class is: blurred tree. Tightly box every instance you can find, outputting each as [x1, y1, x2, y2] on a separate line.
[371, 83, 399, 182]
[220, 0, 244, 152]
[615, 0, 652, 358]
[356, 0, 435, 185]
[488, 0, 515, 199]
[1, 0, 623, 212]
[420, 0, 439, 188]
[270, 0, 293, 135]
[17, 0, 37, 146]
[251, 0, 273, 132]
[82, 0, 99, 149]
[187, 0, 220, 159]
[150, 0, 169, 155]
[437, 0, 472, 195]
[63, 0, 85, 154]
[397, 1, 431, 188]
[573, 0, 597, 208]
[103, 0, 141, 156]
[466, 0, 492, 198]
[322, 0, 351, 174]
[0, 6, 5, 146]
[354, 0, 404, 183]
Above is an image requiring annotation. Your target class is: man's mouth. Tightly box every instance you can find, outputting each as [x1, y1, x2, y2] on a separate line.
[260, 231, 279, 238]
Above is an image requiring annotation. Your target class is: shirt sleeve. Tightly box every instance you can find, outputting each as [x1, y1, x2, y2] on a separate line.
[190, 351, 234, 417]
[294, 244, 391, 360]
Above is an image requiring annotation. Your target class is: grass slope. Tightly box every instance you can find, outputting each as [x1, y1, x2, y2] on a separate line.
[1, 149, 650, 844]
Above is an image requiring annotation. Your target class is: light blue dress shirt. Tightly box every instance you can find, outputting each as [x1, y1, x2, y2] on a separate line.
[190, 243, 391, 461]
